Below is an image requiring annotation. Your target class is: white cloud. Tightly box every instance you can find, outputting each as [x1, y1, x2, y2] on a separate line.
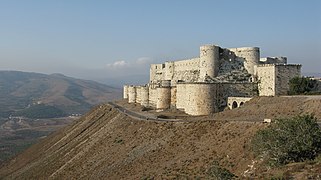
[106, 60, 128, 68]
[136, 57, 153, 65]
[105, 57, 154, 70]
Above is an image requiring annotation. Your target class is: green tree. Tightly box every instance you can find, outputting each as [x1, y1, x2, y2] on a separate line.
[288, 76, 318, 95]
[252, 114, 321, 166]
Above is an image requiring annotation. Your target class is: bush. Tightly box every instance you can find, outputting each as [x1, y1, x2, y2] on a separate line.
[207, 161, 237, 179]
[251, 114, 321, 166]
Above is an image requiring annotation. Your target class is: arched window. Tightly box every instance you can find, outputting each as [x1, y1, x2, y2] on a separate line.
[239, 102, 244, 107]
[232, 101, 238, 109]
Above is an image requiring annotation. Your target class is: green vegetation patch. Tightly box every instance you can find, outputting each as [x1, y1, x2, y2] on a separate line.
[14, 104, 66, 119]
[207, 161, 237, 179]
[251, 114, 321, 166]
[288, 76, 321, 95]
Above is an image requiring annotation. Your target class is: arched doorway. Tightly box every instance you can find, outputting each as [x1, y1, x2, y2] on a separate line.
[232, 101, 238, 109]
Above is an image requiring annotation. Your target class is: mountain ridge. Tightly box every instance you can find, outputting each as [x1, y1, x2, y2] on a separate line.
[0, 70, 121, 117]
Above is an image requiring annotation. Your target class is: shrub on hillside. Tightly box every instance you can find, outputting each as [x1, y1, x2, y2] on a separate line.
[251, 114, 321, 166]
[207, 161, 237, 179]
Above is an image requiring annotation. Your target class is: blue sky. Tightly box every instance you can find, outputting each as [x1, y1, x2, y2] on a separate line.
[0, 0, 320, 86]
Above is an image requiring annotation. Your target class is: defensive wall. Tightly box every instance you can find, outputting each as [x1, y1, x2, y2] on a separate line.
[124, 82, 258, 116]
[124, 44, 302, 116]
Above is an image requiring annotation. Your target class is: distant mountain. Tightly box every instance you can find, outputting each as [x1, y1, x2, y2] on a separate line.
[303, 72, 321, 78]
[99, 74, 149, 88]
[0, 71, 121, 118]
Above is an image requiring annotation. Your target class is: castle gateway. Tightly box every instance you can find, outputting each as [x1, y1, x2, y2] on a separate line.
[123, 44, 301, 115]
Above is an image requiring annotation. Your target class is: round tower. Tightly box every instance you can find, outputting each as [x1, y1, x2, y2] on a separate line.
[199, 45, 220, 81]
[230, 47, 259, 75]
[128, 86, 136, 103]
[123, 85, 129, 99]
[183, 83, 218, 115]
[140, 86, 149, 107]
[136, 86, 142, 104]
[156, 87, 171, 110]
[243, 47, 259, 75]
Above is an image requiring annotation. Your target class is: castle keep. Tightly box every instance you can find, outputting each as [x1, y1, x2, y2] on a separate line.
[123, 44, 301, 115]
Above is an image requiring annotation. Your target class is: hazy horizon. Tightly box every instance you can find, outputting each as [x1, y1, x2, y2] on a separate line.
[1, 0, 320, 86]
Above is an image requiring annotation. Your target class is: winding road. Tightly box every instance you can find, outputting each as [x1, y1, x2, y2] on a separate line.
[108, 102, 321, 127]
[108, 102, 185, 122]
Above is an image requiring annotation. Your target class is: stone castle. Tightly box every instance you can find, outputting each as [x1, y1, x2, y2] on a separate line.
[123, 44, 301, 115]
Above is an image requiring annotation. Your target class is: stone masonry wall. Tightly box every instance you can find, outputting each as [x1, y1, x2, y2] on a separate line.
[140, 86, 149, 107]
[150, 64, 165, 82]
[128, 86, 136, 103]
[123, 85, 129, 99]
[176, 82, 258, 115]
[148, 87, 158, 107]
[156, 87, 171, 109]
[257, 65, 276, 96]
[176, 83, 219, 115]
[275, 64, 301, 95]
[136, 86, 142, 104]
[227, 97, 253, 109]
[150, 58, 200, 85]
[170, 87, 177, 108]
[228, 47, 260, 76]
[257, 64, 301, 96]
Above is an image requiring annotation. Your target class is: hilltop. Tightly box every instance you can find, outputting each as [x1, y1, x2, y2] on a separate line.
[1, 96, 321, 179]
